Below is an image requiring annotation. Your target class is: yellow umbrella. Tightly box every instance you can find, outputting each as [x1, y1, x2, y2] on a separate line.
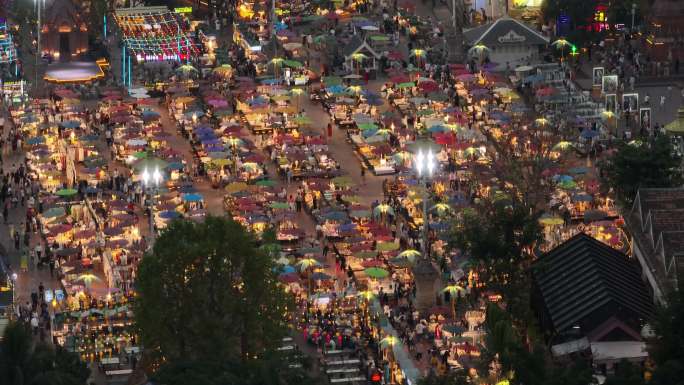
[225, 182, 248, 193]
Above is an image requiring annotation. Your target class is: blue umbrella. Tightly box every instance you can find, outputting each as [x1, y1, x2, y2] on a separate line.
[182, 193, 204, 202]
[311, 272, 332, 280]
[281, 265, 296, 274]
[184, 110, 204, 119]
[85, 186, 100, 194]
[572, 193, 593, 202]
[80, 134, 99, 142]
[490, 111, 511, 122]
[274, 22, 288, 31]
[339, 223, 357, 232]
[261, 78, 280, 85]
[324, 211, 347, 221]
[27, 136, 45, 145]
[142, 110, 160, 120]
[429, 222, 449, 230]
[580, 129, 599, 139]
[568, 167, 588, 174]
[428, 125, 447, 133]
[159, 210, 181, 219]
[22, 115, 40, 123]
[524, 74, 544, 84]
[326, 85, 345, 94]
[205, 144, 225, 152]
[167, 162, 184, 170]
[362, 129, 378, 138]
[60, 120, 81, 128]
[202, 138, 221, 145]
[366, 97, 384, 106]
[179, 185, 197, 193]
[553, 175, 574, 183]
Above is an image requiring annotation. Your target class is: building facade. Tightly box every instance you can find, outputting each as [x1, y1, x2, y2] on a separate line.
[41, 0, 89, 61]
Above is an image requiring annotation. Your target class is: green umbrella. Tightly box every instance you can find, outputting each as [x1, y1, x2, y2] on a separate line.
[376, 242, 400, 252]
[397, 82, 415, 89]
[416, 109, 435, 116]
[332, 176, 354, 187]
[355, 251, 378, 259]
[132, 151, 148, 159]
[55, 188, 78, 197]
[357, 122, 378, 131]
[283, 59, 303, 68]
[256, 179, 277, 187]
[270, 201, 290, 209]
[43, 207, 66, 218]
[370, 35, 390, 41]
[301, 15, 323, 22]
[364, 267, 389, 279]
[322, 76, 343, 86]
[292, 116, 312, 125]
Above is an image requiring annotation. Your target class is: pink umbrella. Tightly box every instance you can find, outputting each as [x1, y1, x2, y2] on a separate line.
[208, 99, 228, 108]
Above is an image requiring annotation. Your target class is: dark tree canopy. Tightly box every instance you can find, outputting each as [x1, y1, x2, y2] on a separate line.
[135, 216, 293, 365]
[0, 322, 89, 385]
[600, 137, 682, 206]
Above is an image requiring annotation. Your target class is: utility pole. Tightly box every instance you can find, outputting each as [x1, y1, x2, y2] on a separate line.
[446, 0, 465, 63]
[631, 3, 637, 33]
[35, 0, 42, 96]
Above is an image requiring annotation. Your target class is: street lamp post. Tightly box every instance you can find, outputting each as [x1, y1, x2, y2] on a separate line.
[34, 0, 43, 95]
[141, 167, 163, 243]
[412, 149, 439, 312]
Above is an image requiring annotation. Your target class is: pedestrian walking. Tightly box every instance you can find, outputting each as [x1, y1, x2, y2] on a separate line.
[660, 95, 666, 110]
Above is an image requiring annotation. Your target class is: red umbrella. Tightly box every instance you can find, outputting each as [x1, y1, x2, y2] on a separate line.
[387, 51, 403, 61]
[419, 82, 440, 93]
[278, 272, 300, 283]
[362, 259, 384, 268]
[390, 74, 410, 84]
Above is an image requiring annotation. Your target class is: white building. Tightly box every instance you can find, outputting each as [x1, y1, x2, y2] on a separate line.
[463, 16, 549, 71]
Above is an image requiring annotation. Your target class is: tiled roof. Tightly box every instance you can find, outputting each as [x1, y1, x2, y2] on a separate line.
[463, 17, 549, 47]
[628, 188, 684, 292]
[533, 233, 653, 333]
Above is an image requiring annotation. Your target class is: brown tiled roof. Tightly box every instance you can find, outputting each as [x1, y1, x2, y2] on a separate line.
[533, 233, 653, 333]
[628, 188, 684, 294]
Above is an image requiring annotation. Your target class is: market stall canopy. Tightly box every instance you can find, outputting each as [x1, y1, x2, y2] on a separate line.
[665, 108, 684, 135]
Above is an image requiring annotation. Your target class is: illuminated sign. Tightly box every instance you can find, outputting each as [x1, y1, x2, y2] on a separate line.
[174, 7, 192, 13]
[498, 30, 526, 43]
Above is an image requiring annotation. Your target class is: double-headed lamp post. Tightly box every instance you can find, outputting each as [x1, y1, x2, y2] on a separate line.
[412, 149, 439, 312]
[141, 167, 163, 242]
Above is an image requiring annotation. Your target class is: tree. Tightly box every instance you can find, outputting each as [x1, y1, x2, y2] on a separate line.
[646, 288, 684, 385]
[0, 322, 89, 385]
[417, 371, 469, 385]
[450, 197, 543, 323]
[134, 216, 293, 365]
[600, 137, 683, 206]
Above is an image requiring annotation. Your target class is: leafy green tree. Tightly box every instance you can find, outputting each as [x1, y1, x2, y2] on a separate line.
[450, 198, 543, 323]
[600, 137, 683, 206]
[135, 216, 293, 365]
[646, 288, 684, 385]
[0, 322, 89, 385]
[417, 371, 469, 385]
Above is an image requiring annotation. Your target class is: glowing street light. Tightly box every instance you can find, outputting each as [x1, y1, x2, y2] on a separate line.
[412, 147, 439, 311]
